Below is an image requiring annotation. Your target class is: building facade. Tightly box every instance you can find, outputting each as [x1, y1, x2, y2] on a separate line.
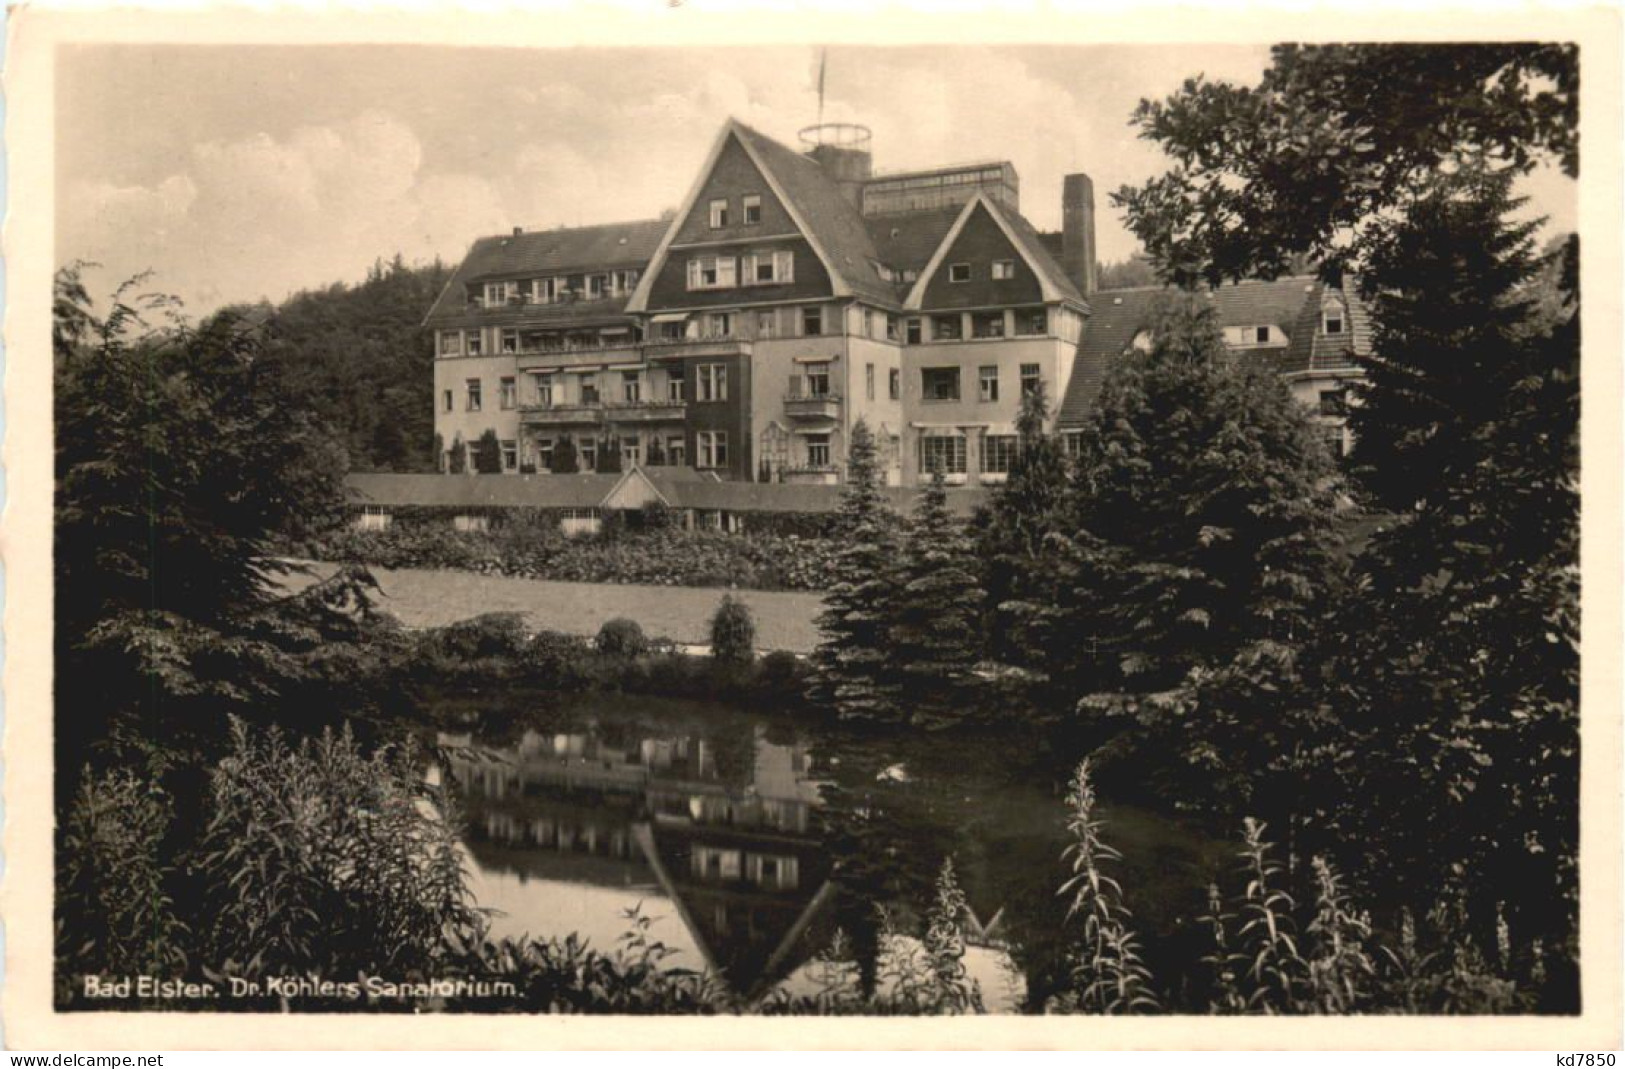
[1053, 276, 1370, 459]
[427, 118, 1096, 487]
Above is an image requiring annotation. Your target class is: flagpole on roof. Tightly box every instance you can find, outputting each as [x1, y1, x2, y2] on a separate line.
[817, 47, 827, 128]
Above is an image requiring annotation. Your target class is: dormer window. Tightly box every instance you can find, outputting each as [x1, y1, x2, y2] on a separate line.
[1254, 326, 1271, 344]
[949, 263, 972, 283]
[709, 199, 729, 229]
[483, 280, 512, 306]
[742, 195, 762, 226]
[1322, 296, 1347, 336]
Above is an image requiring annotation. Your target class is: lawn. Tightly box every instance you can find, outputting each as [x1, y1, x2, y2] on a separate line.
[283, 561, 825, 652]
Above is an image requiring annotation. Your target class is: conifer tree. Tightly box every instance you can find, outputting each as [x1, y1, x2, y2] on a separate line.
[1054, 293, 1340, 813]
[1348, 170, 1549, 513]
[810, 419, 901, 722]
[889, 469, 986, 728]
[974, 380, 1070, 672]
[472, 429, 503, 474]
[1325, 181, 1578, 959]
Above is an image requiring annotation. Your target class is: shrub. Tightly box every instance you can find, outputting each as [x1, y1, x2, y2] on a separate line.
[428, 612, 529, 661]
[57, 768, 186, 985]
[196, 719, 477, 979]
[522, 629, 595, 688]
[760, 649, 803, 689]
[596, 617, 648, 658]
[709, 594, 756, 664]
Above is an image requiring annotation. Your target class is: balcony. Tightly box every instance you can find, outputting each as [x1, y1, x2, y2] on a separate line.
[783, 392, 842, 422]
[514, 341, 642, 371]
[642, 334, 753, 360]
[519, 399, 688, 426]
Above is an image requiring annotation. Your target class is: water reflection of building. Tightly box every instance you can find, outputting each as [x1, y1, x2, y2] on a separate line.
[447, 720, 830, 998]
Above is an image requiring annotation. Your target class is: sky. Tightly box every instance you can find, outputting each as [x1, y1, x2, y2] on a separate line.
[56, 43, 1579, 316]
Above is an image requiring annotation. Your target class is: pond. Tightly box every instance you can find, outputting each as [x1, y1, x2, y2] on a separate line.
[431, 690, 1228, 1012]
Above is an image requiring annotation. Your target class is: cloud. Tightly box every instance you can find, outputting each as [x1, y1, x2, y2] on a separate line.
[60, 110, 506, 312]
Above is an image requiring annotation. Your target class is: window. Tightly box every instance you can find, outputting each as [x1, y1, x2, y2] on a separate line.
[932, 315, 963, 341]
[501, 329, 519, 354]
[922, 367, 961, 402]
[992, 260, 1015, 280]
[704, 312, 732, 338]
[1323, 302, 1346, 335]
[978, 365, 1000, 402]
[948, 262, 971, 283]
[579, 373, 600, 406]
[866, 363, 876, 401]
[443, 389, 454, 413]
[499, 376, 517, 410]
[622, 371, 641, 403]
[920, 433, 967, 475]
[889, 368, 901, 400]
[500, 440, 518, 471]
[973, 312, 1005, 338]
[697, 363, 728, 402]
[536, 437, 555, 470]
[745, 250, 794, 285]
[886, 314, 901, 342]
[802, 306, 823, 337]
[621, 436, 641, 466]
[906, 318, 922, 345]
[667, 434, 686, 467]
[465, 378, 482, 412]
[805, 362, 831, 397]
[588, 274, 608, 299]
[1017, 309, 1048, 336]
[466, 331, 483, 356]
[1063, 430, 1084, 459]
[743, 194, 762, 225]
[1021, 363, 1042, 397]
[708, 198, 728, 229]
[982, 434, 1018, 475]
[483, 280, 512, 306]
[698, 430, 730, 469]
[579, 442, 597, 471]
[667, 367, 685, 402]
[756, 310, 777, 339]
[535, 278, 556, 304]
[1322, 425, 1348, 458]
[1319, 388, 1347, 417]
[806, 433, 831, 468]
[1255, 325, 1271, 344]
[686, 256, 738, 291]
[533, 373, 554, 406]
[438, 330, 462, 356]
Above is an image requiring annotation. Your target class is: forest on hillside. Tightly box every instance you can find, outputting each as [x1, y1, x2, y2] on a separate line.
[217, 255, 453, 475]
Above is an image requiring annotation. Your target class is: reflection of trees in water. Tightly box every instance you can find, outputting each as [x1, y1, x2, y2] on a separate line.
[705, 718, 759, 788]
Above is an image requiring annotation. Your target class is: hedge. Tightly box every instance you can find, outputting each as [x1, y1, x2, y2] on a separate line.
[307, 524, 842, 592]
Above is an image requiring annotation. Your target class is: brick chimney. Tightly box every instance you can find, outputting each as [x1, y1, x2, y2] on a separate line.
[1062, 173, 1098, 296]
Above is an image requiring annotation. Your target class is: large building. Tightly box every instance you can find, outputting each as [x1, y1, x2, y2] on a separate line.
[426, 117, 1367, 490]
[427, 118, 1095, 487]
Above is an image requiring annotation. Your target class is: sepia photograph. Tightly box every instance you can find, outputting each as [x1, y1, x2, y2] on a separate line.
[5, 5, 1621, 1051]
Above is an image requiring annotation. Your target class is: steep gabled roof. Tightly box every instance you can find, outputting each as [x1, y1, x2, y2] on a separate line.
[1056, 277, 1371, 428]
[729, 122, 898, 304]
[626, 119, 904, 313]
[424, 218, 666, 326]
[902, 193, 1084, 310]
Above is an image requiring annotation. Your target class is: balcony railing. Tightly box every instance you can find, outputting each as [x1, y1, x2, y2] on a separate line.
[783, 392, 842, 421]
[519, 398, 688, 425]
